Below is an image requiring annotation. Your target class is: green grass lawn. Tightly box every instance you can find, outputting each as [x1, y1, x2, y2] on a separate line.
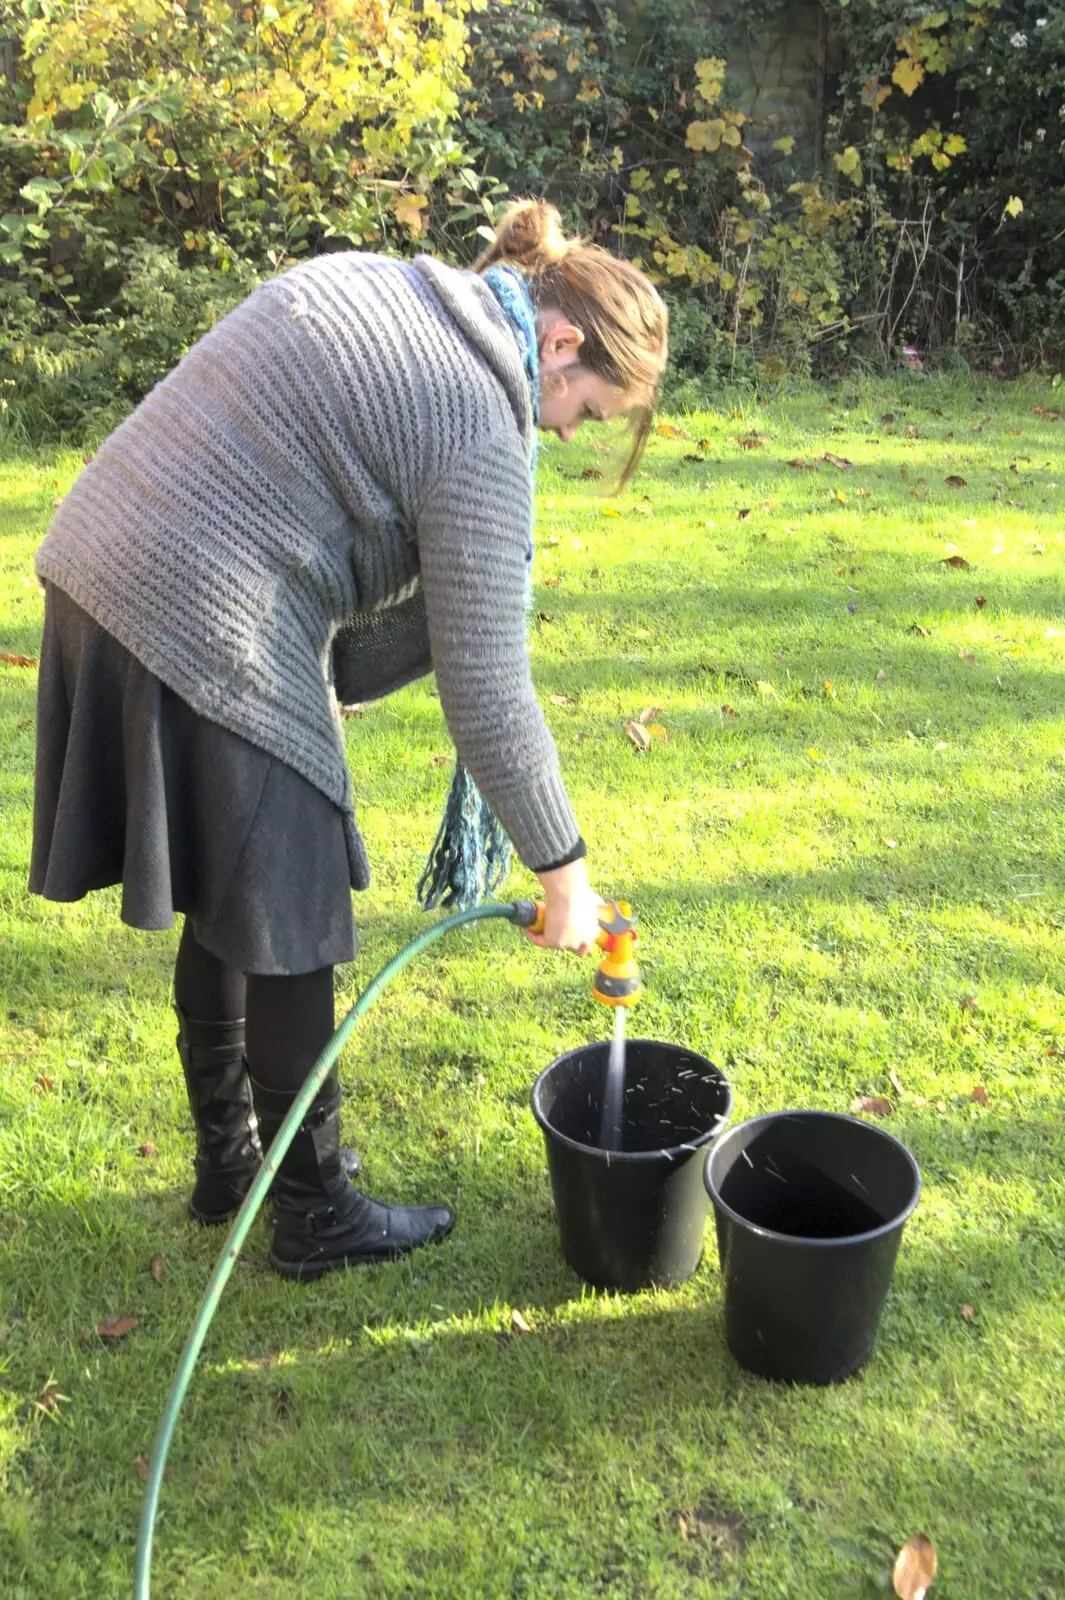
[2, 375, 1064, 1598]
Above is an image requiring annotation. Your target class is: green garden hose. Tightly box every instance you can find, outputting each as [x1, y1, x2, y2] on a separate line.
[133, 899, 538, 1600]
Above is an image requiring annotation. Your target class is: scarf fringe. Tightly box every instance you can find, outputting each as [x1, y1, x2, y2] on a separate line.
[416, 763, 513, 910]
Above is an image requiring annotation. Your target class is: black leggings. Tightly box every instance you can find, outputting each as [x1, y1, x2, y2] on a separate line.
[174, 921, 334, 1092]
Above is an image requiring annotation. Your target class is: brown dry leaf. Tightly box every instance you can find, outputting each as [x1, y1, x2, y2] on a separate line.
[134, 1454, 149, 1481]
[549, 693, 577, 707]
[881, 412, 897, 426]
[786, 457, 819, 471]
[33, 1073, 54, 1095]
[893, 1533, 937, 1599]
[851, 1096, 894, 1117]
[941, 554, 970, 569]
[537, 612, 554, 625]
[511, 1309, 534, 1335]
[137, 1141, 156, 1158]
[900, 464, 909, 479]
[736, 507, 752, 520]
[696, 437, 712, 451]
[150, 1254, 167, 1281]
[944, 475, 967, 488]
[96, 1315, 140, 1340]
[543, 576, 561, 587]
[969, 1085, 989, 1106]
[721, 703, 740, 718]
[975, 595, 987, 608]
[35, 1383, 65, 1416]
[338, 705, 364, 720]
[958, 650, 976, 664]
[1033, 405, 1060, 419]
[907, 624, 931, 636]
[737, 434, 770, 450]
[904, 425, 921, 440]
[625, 720, 652, 751]
[961, 995, 980, 1011]
[637, 705, 661, 725]
[581, 466, 604, 479]
[682, 453, 705, 464]
[822, 451, 856, 470]
[656, 421, 685, 438]
[430, 754, 451, 767]
[960, 1304, 975, 1323]
[0, 652, 38, 669]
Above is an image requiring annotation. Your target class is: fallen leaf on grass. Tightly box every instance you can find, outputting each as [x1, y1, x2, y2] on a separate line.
[893, 1533, 937, 1599]
[33, 1073, 54, 1094]
[958, 650, 976, 664]
[970, 1085, 989, 1106]
[960, 1304, 975, 1323]
[736, 507, 751, 520]
[882, 838, 898, 849]
[581, 466, 604, 479]
[637, 705, 661, 724]
[961, 995, 980, 1011]
[645, 724, 667, 741]
[338, 705, 363, 719]
[625, 720, 652, 751]
[537, 612, 554, 625]
[737, 434, 770, 450]
[656, 421, 685, 438]
[851, 1096, 893, 1116]
[96, 1315, 140, 1340]
[721, 704, 740, 718]
[542, 576, 561, 588]
[834, 489, 847, 504]
[682, 453, 705, 464]
[975, 595, 986, 608]
[756, 680, 776, 698]
[1032, 405, 1060, 419]
[821, 680, 837, 698]
[430, 755, 451, 767]
[150, 1255, 166, 1281]
[0, 653, 37, 669]
[941, 554, 971, 569]
[876, 667, 887, 681]
[137, 1142, 156, 1158]
[806, 747, 824, 760]
[549, 693, 577, 707]
[786, 457, 819, 470]
[511, 1309, 534, 1335]
[822, 451, 856, 470]
[601, 507, 621, 518]
[35, 1384, 66, 1417]
[944, 475, 967, 488]
[134, 1454, 149, 1481]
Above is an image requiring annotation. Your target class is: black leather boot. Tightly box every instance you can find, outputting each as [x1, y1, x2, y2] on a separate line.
[251, 1069, 455, 1281]
[177, 1008, 362, 1225]
[176, 1007, 262, 1224]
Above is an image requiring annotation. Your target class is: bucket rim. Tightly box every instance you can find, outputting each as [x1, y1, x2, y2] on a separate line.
[530, 1038, 733, 1165]
[703, 1108, 922, 1248]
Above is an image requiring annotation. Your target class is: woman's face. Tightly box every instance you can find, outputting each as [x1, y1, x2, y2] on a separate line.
[536, 317, 629, 441]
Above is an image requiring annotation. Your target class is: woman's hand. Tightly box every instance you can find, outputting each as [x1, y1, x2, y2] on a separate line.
[526, 858, 604, 955]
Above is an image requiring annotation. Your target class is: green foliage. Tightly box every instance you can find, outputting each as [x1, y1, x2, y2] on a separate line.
[0, 0, 482, 439]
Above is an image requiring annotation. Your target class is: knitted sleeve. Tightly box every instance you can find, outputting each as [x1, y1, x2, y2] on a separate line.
[415, 429, 582, 871]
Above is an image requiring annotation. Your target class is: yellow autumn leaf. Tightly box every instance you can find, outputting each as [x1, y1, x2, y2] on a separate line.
[646, 724, 668, 741]
[773, 136, 795, 154]
[1004, 195, 1024, 218]
[393, 192, 428, 237]
[694, 57, 726, 104]
[686, 118, 725, 153]
[756, 680, 777, 698]
[59, 82, 85, 111]
[807, 747, 825, 761]
[892, 56, 925, 97]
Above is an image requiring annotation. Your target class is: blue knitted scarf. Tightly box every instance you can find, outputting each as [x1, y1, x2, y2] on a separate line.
[416, 264, 539, 911]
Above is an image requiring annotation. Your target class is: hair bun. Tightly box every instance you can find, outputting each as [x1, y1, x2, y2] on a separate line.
[481, 200, 574, 272]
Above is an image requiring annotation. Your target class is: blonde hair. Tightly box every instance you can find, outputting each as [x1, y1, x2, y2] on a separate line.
[475, 200, 668, 487]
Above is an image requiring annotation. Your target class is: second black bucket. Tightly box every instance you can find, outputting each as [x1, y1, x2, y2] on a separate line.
[531, 1040, 732, 1292]
[704, 1111, 921, 1384]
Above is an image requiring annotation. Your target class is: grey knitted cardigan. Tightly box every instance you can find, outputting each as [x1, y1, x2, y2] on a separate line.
[35, 253, 581, 873]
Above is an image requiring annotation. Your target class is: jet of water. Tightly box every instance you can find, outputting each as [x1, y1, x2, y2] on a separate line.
[599, 1006, 627, 1152]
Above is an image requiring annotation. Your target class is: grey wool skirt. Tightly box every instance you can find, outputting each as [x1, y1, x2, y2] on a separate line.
[30, 585, 369, 975]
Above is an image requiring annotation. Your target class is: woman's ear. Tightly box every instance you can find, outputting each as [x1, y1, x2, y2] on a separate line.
[538, 319, 585, 363]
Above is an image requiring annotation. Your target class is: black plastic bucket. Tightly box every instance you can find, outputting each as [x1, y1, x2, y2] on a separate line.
[704, 1110, 921, 1384]
[531, 1039, 732, 1291]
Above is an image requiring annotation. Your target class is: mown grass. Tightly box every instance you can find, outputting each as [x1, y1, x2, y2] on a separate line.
[1, 375, 1064, 1599]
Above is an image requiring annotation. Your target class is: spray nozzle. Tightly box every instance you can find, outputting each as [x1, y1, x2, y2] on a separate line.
[510, 898, 643, 1007]
[592, 899, 643, 1008]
